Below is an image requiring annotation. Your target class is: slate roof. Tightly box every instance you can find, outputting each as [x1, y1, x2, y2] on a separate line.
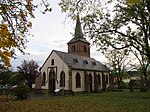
[54, 50, 109, 72]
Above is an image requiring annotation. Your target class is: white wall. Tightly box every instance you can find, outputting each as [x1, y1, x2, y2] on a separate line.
[72, 70, 85, 92]
[40, 51, 69, 90]
[71, 70, 108, 92]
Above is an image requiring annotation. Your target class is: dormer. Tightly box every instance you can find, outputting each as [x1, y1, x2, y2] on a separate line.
[83, 60, 88, 64]
[73, 58, 78, 63]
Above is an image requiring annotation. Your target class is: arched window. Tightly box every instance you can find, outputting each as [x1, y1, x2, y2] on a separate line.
[51, 59, 54, 65]
[42, 72, 46, 86]
[76, 72, 81, 88]
[60, 71, 65, 87]
[98, 74, 101, 86]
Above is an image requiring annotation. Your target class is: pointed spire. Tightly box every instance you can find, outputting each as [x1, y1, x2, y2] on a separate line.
[74, 13, 83, 39]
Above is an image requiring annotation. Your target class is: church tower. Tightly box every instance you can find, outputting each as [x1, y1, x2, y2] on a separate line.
[67, 14, 90, 57]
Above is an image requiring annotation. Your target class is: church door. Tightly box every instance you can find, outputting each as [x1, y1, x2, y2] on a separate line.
[49, 68, 56, 94]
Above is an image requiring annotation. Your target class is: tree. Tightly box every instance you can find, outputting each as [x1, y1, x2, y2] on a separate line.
[0, 0, 51, 66]
[9, 72, 22, 85]
[0, 65, 12, 85]
[84, 0, 150, 62]
[126, 0, 141, 4]
[132, 50, 149, 81]
[105, 49, 131, 88]
[0, 64, 23, 85]
[17, 60, 39, 90]
[131, 49, 150, 91]
[59, 0, 150, 62]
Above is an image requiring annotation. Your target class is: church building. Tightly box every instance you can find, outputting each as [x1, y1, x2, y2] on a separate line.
[34, 15, 111, 93]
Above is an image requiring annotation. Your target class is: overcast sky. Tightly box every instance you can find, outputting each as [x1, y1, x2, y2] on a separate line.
[10, 0, 106, 71]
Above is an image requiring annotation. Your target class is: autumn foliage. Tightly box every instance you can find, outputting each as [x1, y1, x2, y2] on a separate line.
[0, 0, 51, 66]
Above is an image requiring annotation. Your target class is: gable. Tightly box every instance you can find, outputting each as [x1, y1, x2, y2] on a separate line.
[40, 50, 68, 72]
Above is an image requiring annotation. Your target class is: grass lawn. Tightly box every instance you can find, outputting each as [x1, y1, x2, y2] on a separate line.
[0, 90, 150, 112]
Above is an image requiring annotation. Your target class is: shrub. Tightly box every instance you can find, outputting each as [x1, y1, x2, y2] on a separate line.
[118, 81, 127, 89]
[12, 83, 30, 100]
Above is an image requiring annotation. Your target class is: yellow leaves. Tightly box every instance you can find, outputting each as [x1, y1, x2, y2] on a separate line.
[0, 0, 51, 67]
[27, 21, 32, 28]
[0, 24, 15, 48]
[26, 0, 32, 11]
[0, 50, 12, 67]
[26, 0, 34, 17]
[0, 24, 14, 66]
[19, 10, 27, 21]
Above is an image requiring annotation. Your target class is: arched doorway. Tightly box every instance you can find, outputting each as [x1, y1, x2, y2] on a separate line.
[49, 68, 56, 94]
[89, 74, 92, 93]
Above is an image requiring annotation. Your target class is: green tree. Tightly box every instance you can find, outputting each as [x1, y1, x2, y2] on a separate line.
[105, 49, 131, 88]
[132, 50, 149, 81]
[17, 60, 39, 90]
[0, 65, 12, 85]
[59, 0, 150, 62]
[126, 0, 141, 4]
[9, 72, 23, 85]
[0, 0, 51, 66]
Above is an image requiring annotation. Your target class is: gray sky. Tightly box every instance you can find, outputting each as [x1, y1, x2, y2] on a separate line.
[10, 0, 106, 71]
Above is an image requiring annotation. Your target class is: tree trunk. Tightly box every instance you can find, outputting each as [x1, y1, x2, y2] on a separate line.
[143, 69, 148, 82]
[142, 64, 148, 82]
[116, 75, 120, 88]
[141, 65, 148, 92]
